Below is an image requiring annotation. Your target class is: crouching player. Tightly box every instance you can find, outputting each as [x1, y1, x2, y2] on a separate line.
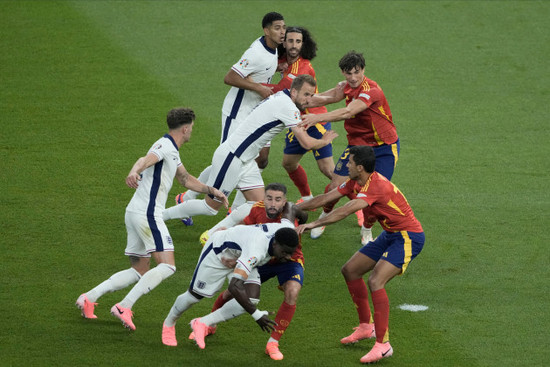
[296, 145, 425, 364]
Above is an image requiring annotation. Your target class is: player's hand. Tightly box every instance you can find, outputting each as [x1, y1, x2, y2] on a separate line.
[299, 114, 319, 129]
[257, 84, 274, 99]
[296, 223, 313, 235]
[210, 188, 229, 208]
[256, 314, 277, 332]
[126, 173, 141, 189]
[277, 62, 288, 72]
[322, 130, 339, 143]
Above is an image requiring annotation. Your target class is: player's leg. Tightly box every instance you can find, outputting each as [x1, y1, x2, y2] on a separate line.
[239, 161, 265, 203]
[360, 230, 424, 363]
[264, 262, 303, 361]
[111, 217, 176, 330]
[339, 249, 377, 344]
[164, 245, 231, 346]
[77, 214, 145, 319]
[200, 202, 254, 246]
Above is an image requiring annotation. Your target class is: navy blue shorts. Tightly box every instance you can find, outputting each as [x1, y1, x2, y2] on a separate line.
[359, 230, 424, 274]
[334, 139, 400, 179]
[283, 123, 333, 160]
[258, 260, 304, 286]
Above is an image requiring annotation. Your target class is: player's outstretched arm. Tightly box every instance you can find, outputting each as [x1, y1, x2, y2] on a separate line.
[175, 166, 229, 208]
[290, 126, 338, 150]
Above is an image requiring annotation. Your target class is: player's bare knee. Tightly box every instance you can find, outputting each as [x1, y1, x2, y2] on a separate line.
[283, 282, 301, 304]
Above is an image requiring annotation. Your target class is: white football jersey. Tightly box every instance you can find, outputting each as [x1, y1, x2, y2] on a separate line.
[126, 134, 181, 217]
[208, 220, 295, 278]
[224, 90, 301, 161]
[221, 36, 278, 126]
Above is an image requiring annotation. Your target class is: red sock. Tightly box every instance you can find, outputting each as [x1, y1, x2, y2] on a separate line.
[288, 165, 311, 197]
[322, 183, 339, 213]
[270, 301, 296, 341]
[211, 292, 228, 312]
[345, 278, 372, 324]
[371, 288, 390, 343]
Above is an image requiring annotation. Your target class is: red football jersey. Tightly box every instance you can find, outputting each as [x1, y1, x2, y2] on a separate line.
[243, 201, 305, 265]
[337, 173, 423, 233]
[265, 56, 327, 115]
[343, 76, 398, 146]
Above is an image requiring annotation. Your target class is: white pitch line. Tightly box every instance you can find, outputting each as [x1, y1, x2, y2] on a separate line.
[398, 304, 429, 312]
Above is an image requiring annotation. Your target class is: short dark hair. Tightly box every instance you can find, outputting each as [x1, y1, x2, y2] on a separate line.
[290, 74, 316, 92]
[265, 182, 287, 196]
[166, 108, 195, 130]
[339, 50, 366, 72]
[279, 26, 317, 60]
[349, 145, 375, 173]
[262, 12, 284, 28]
[274, 227, 299, 252]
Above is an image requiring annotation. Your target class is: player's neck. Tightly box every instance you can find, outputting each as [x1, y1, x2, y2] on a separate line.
[357, 172, 372, 186]
[286, 55, 299, 65]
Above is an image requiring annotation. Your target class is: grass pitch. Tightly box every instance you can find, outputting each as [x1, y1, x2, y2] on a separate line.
[1, 1, 549, 366]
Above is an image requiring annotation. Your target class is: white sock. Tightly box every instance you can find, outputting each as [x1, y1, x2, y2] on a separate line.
[86, 268, 141, 302]
[231, 190, 247, 211]
[164, 291, 201, 327]
[119, 263, 175, 308]
[200, 297, 259, 326]
[184, 166, 212, 201]
[163, 199, 218, 220]
[268, 337, 278, 344]
[301, 194, 314, 201]
[208, 202, 253, 236]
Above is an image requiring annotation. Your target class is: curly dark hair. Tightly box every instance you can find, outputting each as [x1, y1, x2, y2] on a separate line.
[277, 26, 318, 61]
[166, 107, 195, 129]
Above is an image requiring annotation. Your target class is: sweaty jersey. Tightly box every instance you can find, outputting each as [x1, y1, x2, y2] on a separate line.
[209, 220, 295, 280]
[337, 172, 423, 233]
[223, 89, 301, 161]
[126, 134, 181, 217]
[266, 56, 327, 116]
[343, 76, 398, 146]
[222, 36, 278, 126]
[243, 202, 305, 265]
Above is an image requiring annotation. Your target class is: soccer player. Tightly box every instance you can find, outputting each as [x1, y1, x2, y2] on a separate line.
[160, 222, 301, 350]
[180, 12, 286, 214]
[296, 145, 425, 364]
[300, 50, 400, 243]
[182, 183, 307, 360]
[162, 75, 337, 222]
[75, 108, 228, 330]
[263, 26, 335, 204]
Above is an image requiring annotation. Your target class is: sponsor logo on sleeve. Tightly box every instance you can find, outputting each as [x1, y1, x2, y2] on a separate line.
[359, 93, 371, 100]
[247, 256, 258, 267]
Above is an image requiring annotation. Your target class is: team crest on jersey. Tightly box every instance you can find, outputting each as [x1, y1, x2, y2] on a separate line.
[197, 281, 206, 289]
[247, 257, 258, 267]
[239, 58, 249, 68]
[166, 236, 173, 245]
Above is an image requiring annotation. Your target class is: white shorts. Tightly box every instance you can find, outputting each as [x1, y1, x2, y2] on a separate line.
[207, 144, 264, 196]
[189, 242, 261, 298]
[124, 210, 174, 257]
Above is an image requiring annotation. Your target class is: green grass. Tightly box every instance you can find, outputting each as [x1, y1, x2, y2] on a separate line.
[1, 1, 549, 366]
